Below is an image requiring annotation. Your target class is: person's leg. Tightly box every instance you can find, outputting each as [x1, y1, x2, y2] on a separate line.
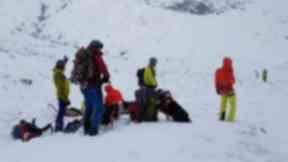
[40, 124, 52, 133]
[27, 124, 42, 135]
[135, 88, 146, 122]
[220, 95, 228, 121]
[145, 88, 157, 121]
[129, 102, 140, 122]
[152, 92, 158, 121]
[102, 106, 112, 125]
[112, 104, 120, 120]
[55, 100, 66, 131]
[150, 97, 158, 121]
[89, 87, 105, 135]
[25, 123, 51, 141]
[227, 94, 237, 122]
[81, 88, 93, 135]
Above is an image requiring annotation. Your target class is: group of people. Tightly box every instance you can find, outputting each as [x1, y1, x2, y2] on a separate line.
[11, 39, 237, 141]
[52, 40, 168, 136]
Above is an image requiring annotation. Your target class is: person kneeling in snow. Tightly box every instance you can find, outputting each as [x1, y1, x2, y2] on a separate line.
[11, 119, 52, 142]
[102, 84, 124, 126]
[136, 57, 159, 122]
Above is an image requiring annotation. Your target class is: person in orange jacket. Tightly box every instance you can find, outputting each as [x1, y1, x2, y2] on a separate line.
[102, 84, 124, 125]
[104, 84, 123, 106]
[215, 57, 237, 122]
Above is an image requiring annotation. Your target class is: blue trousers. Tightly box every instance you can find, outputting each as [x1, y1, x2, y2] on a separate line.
[82, 86, 104, 134]
[55, 99, 67, 131]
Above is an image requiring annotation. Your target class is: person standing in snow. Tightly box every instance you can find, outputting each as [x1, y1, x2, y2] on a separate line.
[53, 56, 70, 131]
[215, 57, 237, 122]
[136, 57, 158, 121]
[262, 69, 268, 82]
[143, 57, 158, 89]
[80, 40, 110, 136]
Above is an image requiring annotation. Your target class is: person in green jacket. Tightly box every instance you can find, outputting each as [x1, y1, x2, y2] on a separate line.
[53, 56, 70, 131]
[143, 57, 158, 121]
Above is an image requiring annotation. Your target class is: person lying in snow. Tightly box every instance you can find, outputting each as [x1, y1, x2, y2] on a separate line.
[11, 119, 52, 142]
[135, 57, 159, 122]
[155, 89, 191, 122]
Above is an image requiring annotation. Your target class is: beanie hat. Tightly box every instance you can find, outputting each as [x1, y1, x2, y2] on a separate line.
[149, 57, 157, 66]
[89, 40, 104, 49]
[55, 56, 68, 69]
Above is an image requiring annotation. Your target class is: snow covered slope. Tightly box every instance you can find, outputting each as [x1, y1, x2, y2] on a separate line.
[0, 0, 288, 161]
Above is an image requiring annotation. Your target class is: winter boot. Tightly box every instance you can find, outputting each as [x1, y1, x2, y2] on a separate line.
[83, 120, 91, 135]
[220, 111, 226, 121]
[55, 125, 63, 132]
[88, 128, 98, 136]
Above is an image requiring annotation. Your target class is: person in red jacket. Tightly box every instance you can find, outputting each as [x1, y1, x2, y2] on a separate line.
[81, 40, 110, 136]
[215, 57, 237, 121]
[102, 84, 124, 126]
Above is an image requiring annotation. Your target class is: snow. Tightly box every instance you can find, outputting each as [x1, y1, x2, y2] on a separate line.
[0, 0, 288, 161]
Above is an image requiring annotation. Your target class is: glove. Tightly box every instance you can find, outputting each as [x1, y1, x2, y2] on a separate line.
[216, 88, 221, 95]
[65, 99, 71, 106]
[102, 75, 110, 83]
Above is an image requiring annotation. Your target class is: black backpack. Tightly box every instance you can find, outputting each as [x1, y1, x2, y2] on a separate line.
[137, 68, 145, 87]
[64, 120, 81, 133]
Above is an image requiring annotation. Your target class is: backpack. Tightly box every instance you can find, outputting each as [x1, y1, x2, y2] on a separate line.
[70, 47, 94, 84]
[64, 120, 81, 133]
[136, 68, 145, 87]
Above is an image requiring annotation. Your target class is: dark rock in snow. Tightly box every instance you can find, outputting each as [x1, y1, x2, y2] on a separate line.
[167, 0, 214, 15]
[20, 78, 33, 86]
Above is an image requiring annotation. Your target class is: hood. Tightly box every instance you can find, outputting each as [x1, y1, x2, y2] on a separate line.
[222, 57, 233, 70]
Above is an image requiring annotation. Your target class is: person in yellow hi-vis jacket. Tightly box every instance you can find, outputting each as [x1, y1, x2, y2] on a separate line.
[53, 56, 70, 131]
[141, 57, 158, 121]
[215, 57, 237, 122]
[143, 58, 158, 88]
